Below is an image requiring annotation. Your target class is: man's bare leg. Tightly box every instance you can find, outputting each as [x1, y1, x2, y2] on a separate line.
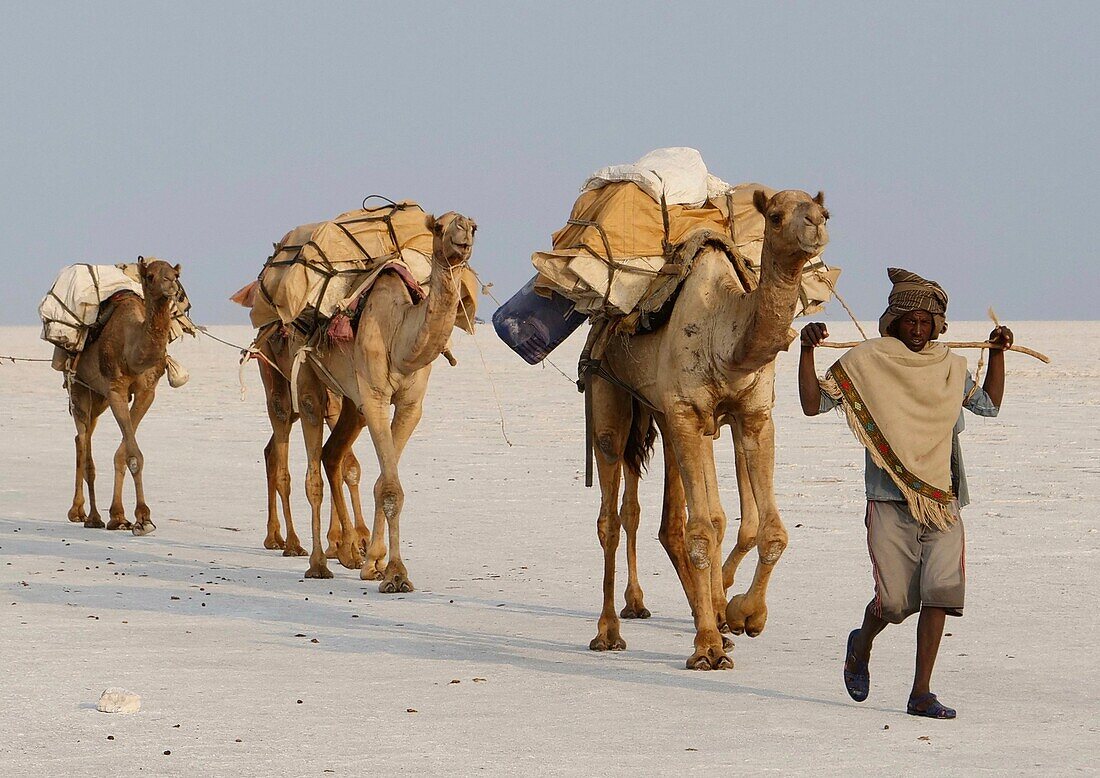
[909, 606, 947, 708]
[847, 601, 889, 671]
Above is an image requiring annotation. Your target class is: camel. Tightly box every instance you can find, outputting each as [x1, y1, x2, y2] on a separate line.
[291, 211, 476, 588]
[586, 189, 829, 669]
[66, 258, 183, 536]
[251, 329, 369, 558]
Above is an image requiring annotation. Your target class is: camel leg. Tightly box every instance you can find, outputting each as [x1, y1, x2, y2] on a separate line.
[109, 437, 130, 530]
[620, 465, 650, 620]
[259, 360, 306, 555]
[722, 420, 760, 592]
[71, 388, 107, 528]
[262, 435, 284, 549]
[589, 445, 625, 651]
[664, 410, 731, 670]
[322, 395, 344, 558]
[343, 450, 370, 555]
[725, 411, 787, 638]
[361, 378, 423, 593]
[298, 373, 333, 579]
[68, 386, 93, 523]
[107, 389, 154, 530]
[103, 386, 155, 535]
[321, 400, 365, 571]
[657, 432, 695, 604]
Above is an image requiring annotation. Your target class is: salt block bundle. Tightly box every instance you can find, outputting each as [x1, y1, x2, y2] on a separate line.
[246, 199, 477, 336]
[494, 147, 842, 364]
[38, 260, 197, 371]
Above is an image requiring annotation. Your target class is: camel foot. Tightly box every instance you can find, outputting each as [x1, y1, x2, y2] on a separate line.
[336, 546, 363, 571]
[305, 564, 333, 579]
[589, 634, 626, 651]
[84, 516, 106, 529]
[131, 520, 156, 537]
[379, 574, 414, 594]
[263, 535, 286, 550]
[324, 544, 339, 560]
[620, 605, 651, 619]
[282, 542, 307, 557]
[360, 559, 385, 580]
[67, 507, 87, 523]
[725, 594, 767, 638]
[106, 517, 133, 531]
[686, 647, 733, 670]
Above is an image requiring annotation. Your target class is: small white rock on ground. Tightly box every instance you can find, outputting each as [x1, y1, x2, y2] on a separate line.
[0, 323, 1096, 776]
[96, 689, 141, 714]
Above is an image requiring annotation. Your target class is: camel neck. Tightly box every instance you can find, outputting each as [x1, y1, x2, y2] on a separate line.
[729, 245, 805, 371]
[396, 256, 460, 372]
[135, 294, 173, 368]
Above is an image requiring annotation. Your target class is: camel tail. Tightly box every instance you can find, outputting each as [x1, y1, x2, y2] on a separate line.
[623, 401, 657, 477]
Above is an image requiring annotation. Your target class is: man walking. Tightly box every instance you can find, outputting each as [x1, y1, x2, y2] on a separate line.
[798, 267, 1013, 719]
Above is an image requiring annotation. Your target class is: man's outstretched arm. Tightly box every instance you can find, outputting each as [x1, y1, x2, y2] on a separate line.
[799, 322, 829, 416]
[982, 325, 1013, 408]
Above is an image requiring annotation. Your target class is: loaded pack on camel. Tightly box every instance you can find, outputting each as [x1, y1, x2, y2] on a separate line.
[233, 198, 478, 388]
[494, 147, 842, 482]
[38, 259, 196, 391]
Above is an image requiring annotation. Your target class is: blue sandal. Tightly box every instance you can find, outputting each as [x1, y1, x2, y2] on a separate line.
[907, 692, 956, 719]
[844, 628, 869, 702]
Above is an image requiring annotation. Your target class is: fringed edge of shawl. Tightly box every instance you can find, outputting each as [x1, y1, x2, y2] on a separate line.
[822, 370, 958, 532]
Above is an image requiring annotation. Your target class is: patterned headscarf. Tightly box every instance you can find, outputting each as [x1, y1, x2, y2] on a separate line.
[878, 267, 949, 337]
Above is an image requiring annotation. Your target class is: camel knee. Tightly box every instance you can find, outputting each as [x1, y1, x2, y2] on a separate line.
[374, 478, 403, 520]
[686, 523, 716, 570]
[343, 459, 361, 487]
[758, 523, 788, 565]
[305, 467, 324, 504]
[596, 512, 620, 548]
[299, 396, 323, 425]
[596, 431, 623, 461]
[735, 533, 758, 556]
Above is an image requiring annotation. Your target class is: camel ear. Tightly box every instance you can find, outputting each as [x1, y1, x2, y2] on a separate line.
[814, 191, 826, 206]
[753, 189, 769, 216]
[173, 263, 182, 276]
[137, 256, 148, 278]
[426, 214, 441, 237]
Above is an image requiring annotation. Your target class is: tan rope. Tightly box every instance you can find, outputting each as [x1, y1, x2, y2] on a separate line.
[451, 266, 513, 447]
[0, 355, 52, 363]
[812, 268, 868, 340]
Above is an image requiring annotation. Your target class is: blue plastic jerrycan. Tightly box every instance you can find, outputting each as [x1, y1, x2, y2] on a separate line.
[492, 274, 587, 365]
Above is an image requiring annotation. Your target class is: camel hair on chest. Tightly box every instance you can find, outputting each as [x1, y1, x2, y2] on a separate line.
[291, 211, 477, 591]
[67, 258, 184, 537]
[587, 189, 829, 670]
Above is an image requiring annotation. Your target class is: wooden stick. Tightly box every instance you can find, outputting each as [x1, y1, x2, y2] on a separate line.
[815, 340, 1050, 363]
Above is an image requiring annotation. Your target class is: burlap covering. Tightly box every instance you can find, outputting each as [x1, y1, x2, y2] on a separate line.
[245, 200, 477, 335]
[820, 338, 968, 530]
[39, 261, 197, 357]
[532, 182, 840, 319]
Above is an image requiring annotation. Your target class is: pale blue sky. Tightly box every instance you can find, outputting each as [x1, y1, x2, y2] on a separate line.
[1, 2, 1096, 325]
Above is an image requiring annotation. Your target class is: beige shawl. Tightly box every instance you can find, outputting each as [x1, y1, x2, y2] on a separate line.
[821, 337, 967, 530]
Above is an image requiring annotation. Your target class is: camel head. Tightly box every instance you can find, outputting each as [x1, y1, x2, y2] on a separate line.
[428, 211, 477, 268]
[753, 190, 830, 276]
[137, 257, 182, 303]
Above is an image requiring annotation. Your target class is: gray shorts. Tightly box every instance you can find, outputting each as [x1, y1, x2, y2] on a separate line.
[865, 500, 965, 624]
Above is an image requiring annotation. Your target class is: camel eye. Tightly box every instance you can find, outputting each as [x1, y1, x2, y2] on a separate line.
[768, 213, 782, 225]
[822, 209, 830, 221]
